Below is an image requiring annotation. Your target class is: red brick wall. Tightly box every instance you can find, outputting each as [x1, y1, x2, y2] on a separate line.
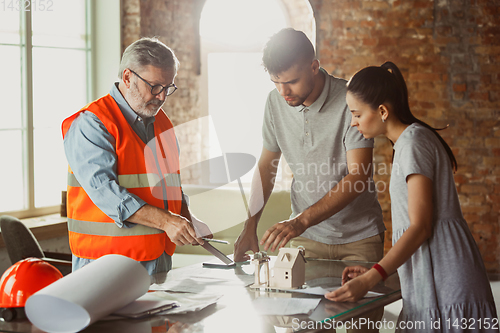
[122, 0, 500, 273]
[311, 0, 500, 272]
[121, 0, 206, 182]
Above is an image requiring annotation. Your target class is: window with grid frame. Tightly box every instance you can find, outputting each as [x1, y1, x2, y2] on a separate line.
[0, 0, 91, 218]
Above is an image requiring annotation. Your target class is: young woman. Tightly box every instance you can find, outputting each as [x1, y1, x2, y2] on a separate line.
[325, 62, 498, 332]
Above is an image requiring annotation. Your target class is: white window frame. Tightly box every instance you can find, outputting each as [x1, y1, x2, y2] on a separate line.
[2, 0, 121, 219]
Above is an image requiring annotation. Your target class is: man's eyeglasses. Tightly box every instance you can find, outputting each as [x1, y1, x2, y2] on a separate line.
[129, 69, 177, 96]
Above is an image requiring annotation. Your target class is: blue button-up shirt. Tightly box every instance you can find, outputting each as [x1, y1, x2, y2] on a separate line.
[64, 83, 179, 273]
[64, 83, 155, 227]
[64, 83, 179, 228]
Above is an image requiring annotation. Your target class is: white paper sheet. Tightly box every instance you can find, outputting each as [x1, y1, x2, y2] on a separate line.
[146, 291, 222, 315]
[252, 297, 321, 315]
[191, 268, 255, 285]
[282, 286, 384, 298]
[288, 286, 332, 296]
[252, 285, 384, 298]
[25, 254, 150, 333]
[321, 287, 384, 298]
[150, 275, 251, 293]
[112, 293, 178, 318]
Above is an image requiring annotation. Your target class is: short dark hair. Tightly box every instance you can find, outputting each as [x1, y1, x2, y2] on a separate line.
[118, 37, 180, 78]
[262, 28, 315, 75]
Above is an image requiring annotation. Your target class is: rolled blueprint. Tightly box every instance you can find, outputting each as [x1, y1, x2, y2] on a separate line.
[25, 254, 150, 333]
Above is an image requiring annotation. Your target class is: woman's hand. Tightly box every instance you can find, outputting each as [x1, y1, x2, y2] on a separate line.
[341, 265, 369, 285]
[325, 275, 371, 302]
[325, 267, 381, 302]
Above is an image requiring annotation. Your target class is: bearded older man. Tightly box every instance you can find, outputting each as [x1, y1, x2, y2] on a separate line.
[62, 37, 211, 274]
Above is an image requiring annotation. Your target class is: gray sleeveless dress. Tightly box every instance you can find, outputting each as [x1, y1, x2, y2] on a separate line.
[390, 123, 498, 332]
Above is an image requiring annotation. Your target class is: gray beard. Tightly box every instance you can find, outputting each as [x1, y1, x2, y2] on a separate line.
[134, 103, 161, 118]
[127, 82, 163, 118]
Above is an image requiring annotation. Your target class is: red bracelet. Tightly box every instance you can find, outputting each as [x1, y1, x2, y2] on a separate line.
[372, 263, 388, 281]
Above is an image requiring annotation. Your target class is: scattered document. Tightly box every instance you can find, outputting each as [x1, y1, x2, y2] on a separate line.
[147, 291, 222, 315]
[103, 292, 221, 320]
[288, 286, 333, 296]
[252, 297, 321, 316]
[193, 267, 255, 285]
[25, 255, 151, 333]
[253, 286, 384, 298]
[289, 286, 385, 298]
[112, 293, 179, 319]
[150, 275, 252, 293]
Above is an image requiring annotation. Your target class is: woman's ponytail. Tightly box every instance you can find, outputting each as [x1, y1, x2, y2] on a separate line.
[348, 61, 457, 171]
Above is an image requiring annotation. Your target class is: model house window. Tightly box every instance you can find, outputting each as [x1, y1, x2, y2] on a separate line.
[0, 0, 91, 218]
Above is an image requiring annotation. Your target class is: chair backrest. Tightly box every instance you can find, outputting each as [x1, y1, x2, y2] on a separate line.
[0, 215, 45, 264]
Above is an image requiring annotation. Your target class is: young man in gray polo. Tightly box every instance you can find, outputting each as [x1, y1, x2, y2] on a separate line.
[233, 28, 385, 333]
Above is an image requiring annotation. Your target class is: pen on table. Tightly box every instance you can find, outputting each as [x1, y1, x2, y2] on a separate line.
[202, 238, 229, 245]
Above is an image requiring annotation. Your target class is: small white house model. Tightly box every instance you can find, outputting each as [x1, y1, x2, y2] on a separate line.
[270, 247, 306, 289]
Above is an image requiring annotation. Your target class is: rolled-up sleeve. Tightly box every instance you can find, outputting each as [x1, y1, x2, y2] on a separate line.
[63, 111, 145, 227]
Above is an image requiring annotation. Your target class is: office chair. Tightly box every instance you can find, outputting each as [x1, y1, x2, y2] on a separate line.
[0, 215, 72, 275]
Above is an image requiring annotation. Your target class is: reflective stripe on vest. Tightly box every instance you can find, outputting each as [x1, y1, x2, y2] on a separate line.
[67, 172, 182, 189]
[67, 218, 164, 236]
[62, 94, 181, 260]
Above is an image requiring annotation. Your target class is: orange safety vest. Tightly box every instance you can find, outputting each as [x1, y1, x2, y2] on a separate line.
[61, 94, 182, 261]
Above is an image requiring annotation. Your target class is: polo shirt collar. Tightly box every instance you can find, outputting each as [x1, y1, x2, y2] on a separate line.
[110, 82, 155, 126]
[306, 68, 330, 113]
[293, 68, 329, 113]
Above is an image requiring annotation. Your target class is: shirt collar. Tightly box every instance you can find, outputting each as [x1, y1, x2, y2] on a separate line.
[307, 68, 329, 113]
[293, 68, 330, 113]
[109, 82, 155, 126]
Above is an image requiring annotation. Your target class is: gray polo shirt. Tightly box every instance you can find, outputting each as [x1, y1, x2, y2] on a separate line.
[262, 69, 385, 244]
